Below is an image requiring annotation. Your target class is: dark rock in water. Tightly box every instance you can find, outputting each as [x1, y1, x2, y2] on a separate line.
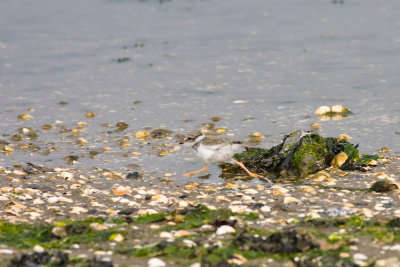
[370, 181, 399, 193]
[126, 172, 139, 179]
[118, 207, 138, 215]
[234, 230, 317, 254]
[232, 130, 362, 178]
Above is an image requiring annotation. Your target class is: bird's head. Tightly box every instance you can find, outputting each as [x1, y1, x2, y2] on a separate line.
[180, 131, 204, 146]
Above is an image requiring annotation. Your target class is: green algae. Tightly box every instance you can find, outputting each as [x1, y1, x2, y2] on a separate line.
[0, 217, 124, 249]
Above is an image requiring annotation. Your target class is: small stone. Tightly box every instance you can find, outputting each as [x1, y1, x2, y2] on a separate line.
[118, 208, 138, 215]
[284, 196, 300, 204]
[33, 198, 45, 205]
[70, 206, 88, 214]
[159, 232, 173, 239]
[314, 106, 331, 116]
[126, 172, 139, 179]
[13, 170, 28, 176]
[148, 258, 166, 267]
[175, 230, 191, 237]
[271, 185, 289, 196]
[216, 225, 236, 235]
[183, 239, 196, 248]
[216, 196, 231, 203]
[90, 223, 109, 231]
[112, 185, 131, 195]
[52, 226, 67, 238]
[260, 205, 272, 213]
[47, 196, 59, 204]
[243, 188, 258, 195]
[370, 180, 398, 193]
[353, 253, 368, 266]
[33, 245, 45, 253]
[225, 182, 239, 189]
[301, 186, 316, 194]
[360, 208, 373, 218]
[76, 138, 88, 146]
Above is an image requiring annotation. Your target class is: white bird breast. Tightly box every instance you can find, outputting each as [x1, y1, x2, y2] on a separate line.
[196, 143, 243, 164]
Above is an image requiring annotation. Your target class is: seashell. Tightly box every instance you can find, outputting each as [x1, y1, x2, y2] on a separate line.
[18, 113, 33, 120]
[135, 131, 149, 140]
[85, 112, 96, 118]
[330, 152, 348, 168]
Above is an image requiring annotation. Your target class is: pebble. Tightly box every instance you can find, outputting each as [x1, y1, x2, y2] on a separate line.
[174, 230, 191, 237]
[182, 239, 196, 248]
[47, 196, 59, 204]
[148, 258, 166, 267]
[33, 198, 45, 205]
[33, 245, 45, 253]
[271, 185, 289, 196]
[284, 196, 300, 204]
[260, 205, 272, 213]
[70, 207, 88, 214]
[337, 134, 352, 141]
[243, 188, 258, 195]
[216, 225, 236, 235]
[159, 232, 173, 239]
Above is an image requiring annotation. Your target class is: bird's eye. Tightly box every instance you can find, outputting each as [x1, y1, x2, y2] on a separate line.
[187, 137, 193, 141]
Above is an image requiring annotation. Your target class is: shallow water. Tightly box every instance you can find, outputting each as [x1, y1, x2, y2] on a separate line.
[0, 0, 399, 181]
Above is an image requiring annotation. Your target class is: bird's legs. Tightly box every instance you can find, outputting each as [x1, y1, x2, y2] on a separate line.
[233, 160, 263, 178]
[182, 163, 208, 177]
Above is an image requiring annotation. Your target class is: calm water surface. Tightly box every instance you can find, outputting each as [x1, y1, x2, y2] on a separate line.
[0, 0, 399, 181]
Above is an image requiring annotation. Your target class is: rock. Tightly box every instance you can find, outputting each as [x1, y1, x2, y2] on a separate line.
[126, 172, 139, 179]
[216, 225, 236, 235]
[370, 181, 399, 193]
[260, 205, 272, 213]
[118, 208, 138, 215]
[148, 258, 166, 267]
[52, 226, 67, 238]
[314, 106, 331, 116]
[232, 130, 362, 178]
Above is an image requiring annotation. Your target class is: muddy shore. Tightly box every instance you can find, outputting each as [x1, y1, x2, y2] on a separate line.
[0, 151, 399, 266]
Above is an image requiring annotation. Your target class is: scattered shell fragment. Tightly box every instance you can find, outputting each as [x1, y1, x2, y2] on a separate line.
[85, 112, 96, 118]
[331, 152, 348, 168]
[249, 132, 263, 138]
[112, 185, 131, 195]
[337, 134, 352, 141]
[76, 138, 88, 146]
[310, 123, 321, 130]
[215, 128, 227, 134]
[18, 113, 33, 120]
[135, 131, 150, 140]
[271, 185, 289, 196]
